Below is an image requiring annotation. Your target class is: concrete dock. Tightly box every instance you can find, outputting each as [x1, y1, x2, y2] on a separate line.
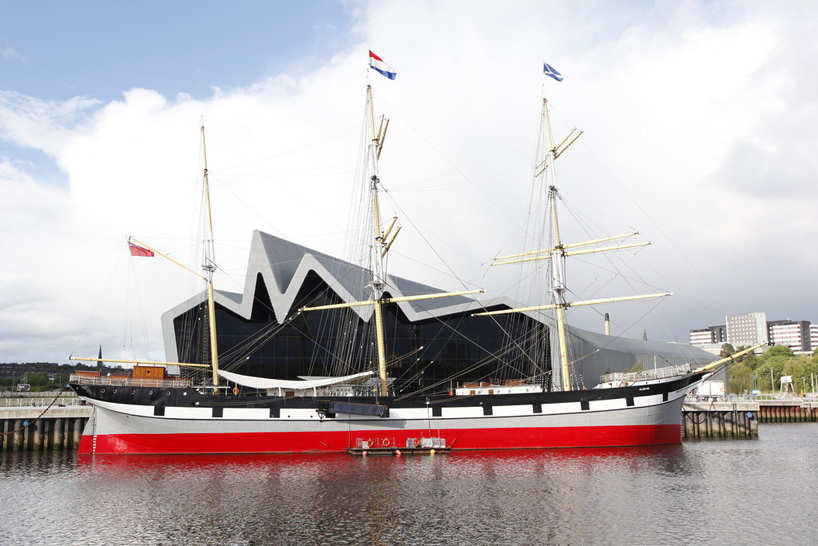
[683, 401, 759, 438]
[0, 395, 90, 452]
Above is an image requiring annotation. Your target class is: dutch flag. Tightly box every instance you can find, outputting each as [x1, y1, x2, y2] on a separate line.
[543, 62, 563, 82]
[369, 50, 397, 80]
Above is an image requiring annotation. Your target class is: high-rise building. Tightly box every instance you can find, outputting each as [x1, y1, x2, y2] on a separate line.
[688, 326, 726, 345]
[690, 313, 815, 354]
[812, 325, 818, 352]
[768, 320, 811, 353]
[725, 312, 768, 347]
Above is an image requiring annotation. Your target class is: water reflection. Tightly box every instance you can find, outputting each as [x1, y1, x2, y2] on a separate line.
[2, 427, 816, 545]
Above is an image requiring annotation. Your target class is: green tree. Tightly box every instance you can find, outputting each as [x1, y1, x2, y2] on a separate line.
[791, 357, 818, 395]
[728, 361, 754, 394]
[742, 352, 759, 370]
[27, 372, 49, 386]
[720, 344, 736, 358]
[756, 359, 788, 393]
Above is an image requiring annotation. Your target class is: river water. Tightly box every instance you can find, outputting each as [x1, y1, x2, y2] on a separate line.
[1, 424, 816, 546]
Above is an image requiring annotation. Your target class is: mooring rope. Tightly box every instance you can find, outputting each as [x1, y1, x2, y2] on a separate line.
[0, 385, 73, 436]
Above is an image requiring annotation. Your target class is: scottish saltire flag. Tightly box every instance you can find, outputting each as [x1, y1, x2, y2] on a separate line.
[369, 50, 397, 80]
[543, 62, 563, 82]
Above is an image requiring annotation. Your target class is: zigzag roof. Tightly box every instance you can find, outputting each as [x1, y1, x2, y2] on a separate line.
[161, 230, 501, 361]
[160, 230, 716, 367]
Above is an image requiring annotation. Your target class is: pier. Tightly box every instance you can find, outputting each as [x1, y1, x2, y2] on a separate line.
[683, 397, 818, 438]
[752, 397, 818, 423]
[683, 401, 759, 438]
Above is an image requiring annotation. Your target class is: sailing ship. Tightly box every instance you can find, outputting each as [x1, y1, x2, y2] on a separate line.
[68, 81, 752, 455]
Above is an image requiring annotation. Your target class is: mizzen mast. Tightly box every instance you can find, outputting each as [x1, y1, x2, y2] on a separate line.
[476, 98, 668, 391]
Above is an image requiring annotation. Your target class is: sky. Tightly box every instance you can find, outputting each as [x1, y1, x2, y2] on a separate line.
[1, 0, 817, 365]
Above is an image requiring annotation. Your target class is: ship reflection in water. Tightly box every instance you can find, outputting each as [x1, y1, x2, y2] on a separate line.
[2, 424, 817, 545]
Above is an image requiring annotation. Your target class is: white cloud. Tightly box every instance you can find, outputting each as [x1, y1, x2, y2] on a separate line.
[1, 0, 817, 362]
[2, 45, 26, 63]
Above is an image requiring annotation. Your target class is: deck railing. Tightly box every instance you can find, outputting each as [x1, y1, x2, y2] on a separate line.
[69, 374, 192, 389]
[599, 363, 692, 385]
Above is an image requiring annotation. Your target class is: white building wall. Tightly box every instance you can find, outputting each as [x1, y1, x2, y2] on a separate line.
[689, 330, 713, 345]
[769, 323, 806, 352]
[812, 325, 818, 354]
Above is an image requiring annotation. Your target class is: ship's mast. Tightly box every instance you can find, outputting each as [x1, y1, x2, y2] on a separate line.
[366, 84, 391, 396]
[201, 121, 221, 391]
[477, 96, 668, 391]
[542, 100, 572, 391]
[301, 85, 482, 396]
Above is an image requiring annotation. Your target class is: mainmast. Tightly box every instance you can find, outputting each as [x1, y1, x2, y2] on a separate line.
[301, 85, 482, 396]
[366, 84, 393, 396]
[200, 121, 221, 391]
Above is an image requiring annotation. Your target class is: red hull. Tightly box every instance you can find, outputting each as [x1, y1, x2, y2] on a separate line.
[80, 424, 683, 455]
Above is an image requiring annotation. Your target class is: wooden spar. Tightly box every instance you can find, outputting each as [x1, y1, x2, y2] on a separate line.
[201, 122, 221, 392]
[494, 232, 639, 262]
[381, 226, 401, 257]
[474, 292, 671, 317]
[301, 289, 485, 312]
[693, 342, 766, 373]
[69, 356, 209, 368]
[366, 84, 389, 396]
[554, 130, 583, 160]
[128, 237, 206, 281]
[541, 98, 572, 392]
[491, 241, 650, 267]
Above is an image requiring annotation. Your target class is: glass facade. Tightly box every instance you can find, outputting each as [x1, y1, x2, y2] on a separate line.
[173, 273, 552, 394]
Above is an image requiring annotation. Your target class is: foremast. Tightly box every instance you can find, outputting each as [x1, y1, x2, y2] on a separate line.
[200, 121, 221, 391]
[302, 85, 482, 396]
[477, 98, 668, 391]
[70, 121, 223, 387]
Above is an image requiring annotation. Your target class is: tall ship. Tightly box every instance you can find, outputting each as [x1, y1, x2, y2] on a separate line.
[69, 73, 746, 455]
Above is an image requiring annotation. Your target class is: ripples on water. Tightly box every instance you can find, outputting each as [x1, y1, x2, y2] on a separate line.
[2, 424, 817, 546]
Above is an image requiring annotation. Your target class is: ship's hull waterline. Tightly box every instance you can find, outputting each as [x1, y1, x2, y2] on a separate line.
[71, 372, 704, 455]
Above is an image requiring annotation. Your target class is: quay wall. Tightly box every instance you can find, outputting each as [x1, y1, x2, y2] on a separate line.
[683, 401, 759, 438]
[0, 405, 90, 452]
[755, 399, 818, 423]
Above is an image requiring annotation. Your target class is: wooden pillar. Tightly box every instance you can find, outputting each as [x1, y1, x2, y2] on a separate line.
[13, 420, 24, 451]
[684, 412, 695, 438]
[32, 419, 43, 451]
[53, 418, 64, 451]
[72, 418, 83, 449]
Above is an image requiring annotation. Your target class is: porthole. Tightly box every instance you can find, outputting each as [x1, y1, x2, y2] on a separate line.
[113, 389, 117, 394]
[148, 390, 153, 395]
[100, 388, 105, 393]
[182, 391, 187, 396]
